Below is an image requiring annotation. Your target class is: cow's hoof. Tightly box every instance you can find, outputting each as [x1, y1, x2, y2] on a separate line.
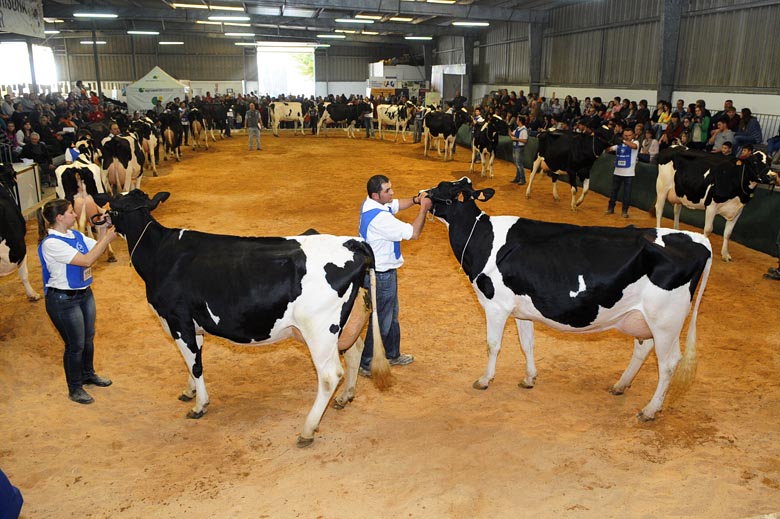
[722, 256, 732, 262]
[28, 294, 41, 302]
[178, 392, 194, 402]
[472, 379, 489, 390]
[636, 411, 656, 422]
[296, 435, 315, 448]
[333, 395, 354, 410]
[518, 379, 535, 389]
[107, 254, 117, 263]
[609, 385, 625, 395]
[186, 408, 207, 419]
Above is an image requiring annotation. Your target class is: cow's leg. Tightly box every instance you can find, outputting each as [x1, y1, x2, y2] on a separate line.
[568, 171, 579, 212]
[469, 144, 476, 174]
[17, 256, 40, 301]
[610, 338, 655, 395]
[473, 307, 511, 389]
[515, 319, 537, 388]
[575, 178, 590, 207]
[525, 156, 543, 199]
[487, 150, 495, 179]
[673, 204, 683, 229]
[639, 331, 682, 421]
[299, 338, 343, 447]
[334, 336, 365, 410]
[171, 327, 209, 418]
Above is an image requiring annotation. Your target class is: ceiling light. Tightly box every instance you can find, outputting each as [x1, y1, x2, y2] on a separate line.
[356, 14, 383, 20]
[195, 20, 250, 26]
[234, 42, 257, 46]
[44, 30, 61, 34]
[283, 8, 316, 17]
[405, 36, 432, 40]
[44, 18, 64, 23]
[224, 32, 255, 37]
[250, 6, 280, 15]
[73, 12, 118, 18]
[335, 29, 357, 34]
[452, 21, 490, 27]
[361, 31, 379, 35]
[208, 5, 246, 11]
[317, 34, 346, 39]
[80, 40, 107, 44]
[127, 30, 160, 35]
[390, 17, 414, 22]
[208, 15, 250, 21]
[335, 18, 373, 24]
[428, 0, 457, 3]
[171, 3, 209, 8]
[159, 41, 185, 45]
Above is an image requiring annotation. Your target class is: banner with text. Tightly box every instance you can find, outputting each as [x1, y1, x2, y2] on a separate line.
[1, 0, 44, 39]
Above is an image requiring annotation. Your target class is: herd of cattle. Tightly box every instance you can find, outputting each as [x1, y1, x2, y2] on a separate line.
[0, 97, 777, 447]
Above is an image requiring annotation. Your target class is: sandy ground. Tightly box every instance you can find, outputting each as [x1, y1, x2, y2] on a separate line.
[1, 126, 780, 519]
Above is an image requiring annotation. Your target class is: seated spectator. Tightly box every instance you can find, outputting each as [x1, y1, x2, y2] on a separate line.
[767, 129, 780, 157]
[11, 102, 26, 129]
[636, 99, 651, 127]
[710, 99, 735, 133]
[723, 106, 741, 132]
[689, 106, 710, 150]
[20, 131, 56, 186]
[678, 128, 691, 146]
[720, 141, 733, 156]
[33, 114, 63, 155]
[638, 128, 659, 164]
[4, 121, 22, 160]
[617, 98, 630, 120]
[653, 101, 672, 138]
[659, 113, 682, 148]
[708, 118, 735, 153]
[625, 101, 638, 125]
[16, 119, 32, 147]
[634, 123, 645, 142]
[674, 99, 687, 118]
[733, 108, 762, 155]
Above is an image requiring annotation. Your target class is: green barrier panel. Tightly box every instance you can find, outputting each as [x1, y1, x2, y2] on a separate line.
[454, 129, 780, 257]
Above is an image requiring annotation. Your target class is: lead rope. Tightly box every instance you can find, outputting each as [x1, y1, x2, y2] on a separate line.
[459, 211, 485, 274]
[129, 220, 153, 268]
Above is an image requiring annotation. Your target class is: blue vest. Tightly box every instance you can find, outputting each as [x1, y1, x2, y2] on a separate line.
[38, 231, 92, 294]
[615, 143, 633, 168]
[359, 206, 401, 259]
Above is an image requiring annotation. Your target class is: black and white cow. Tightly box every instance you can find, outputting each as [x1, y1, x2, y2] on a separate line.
[317, 102, 370, 139]
[199, 102, 228, 142]
[425, 177, 712, 421]
[525, 125, 614, 211]
[269, 101, 306, 137]
[100, 189, 391, 447]
[423, 108, 472, 161]
[159, 112, 183, 162]
[100, 133, 145, 195]
[652, 145, 775, 261]
[470, 115, 510, 179]
[130, 117, 159, 175]
[0, 165, 40, 301]
[376, 102, 415, 143]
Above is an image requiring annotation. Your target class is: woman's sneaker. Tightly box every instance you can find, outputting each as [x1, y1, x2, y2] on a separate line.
[389, 353, 414, 366]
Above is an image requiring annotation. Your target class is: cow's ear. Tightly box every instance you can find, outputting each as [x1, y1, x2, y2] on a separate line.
[93, 193, 112, 208]
[151, 192, 171, 210]
[474, 189, 495, 202]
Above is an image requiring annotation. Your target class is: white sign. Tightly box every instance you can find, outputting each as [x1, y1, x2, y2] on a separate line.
[0, 0, 44, 39]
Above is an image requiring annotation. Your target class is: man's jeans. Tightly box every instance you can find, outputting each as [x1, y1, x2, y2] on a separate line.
[361, 269, 400, 370]
[248, 127, 261, 150]
[45, 288, 97, 391]
[513, 146, 526, 182]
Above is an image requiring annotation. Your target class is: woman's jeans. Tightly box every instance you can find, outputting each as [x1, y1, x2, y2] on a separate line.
[361, 269, 400, 370]
[45, 288, 97, 392]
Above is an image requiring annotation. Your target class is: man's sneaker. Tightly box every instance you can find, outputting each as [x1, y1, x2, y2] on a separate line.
[764, 270, 780, 281]
[84, 374, 112, 387]
[767, 267, 780, 275]
[358, 367, 372, 378]
[69, 388, 94, 404]
[604, 210, 614, 215]
[388, 353, 414, 366]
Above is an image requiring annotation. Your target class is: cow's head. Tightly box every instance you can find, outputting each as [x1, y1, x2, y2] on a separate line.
[425, 177, 495, 224]
[741, 151, 775, 186]
[0, 162, 17, 193]
[454, 108, 472, 128]
[97, 189, 170, 237]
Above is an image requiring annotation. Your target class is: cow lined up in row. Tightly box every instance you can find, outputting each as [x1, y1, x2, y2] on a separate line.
[376, 102, 415, 143]
[425, 177, 712, 421]
[470, 114, 509, 179]
[269, 101, 307, 137]
[196, 102, 228, 142]
[98, 189, 392, 447]
[129, 116, 159, 176]
[651, 144, 775, 261]
[317, 101, 371, 138]
[525, 124, 614, 211]
[188, 107, 208, 150]
[0, 165, 40, 301]
[159, 112, 183, 162]
[100, 131, 145, 195]
[423, 108, 472, 161]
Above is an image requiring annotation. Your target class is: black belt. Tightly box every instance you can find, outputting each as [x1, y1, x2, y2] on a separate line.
[48, 287, 87, 296]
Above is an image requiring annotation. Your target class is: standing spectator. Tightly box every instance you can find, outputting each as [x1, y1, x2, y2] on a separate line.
[509, 115, 529, 185]
[412, 103, 424, 144]
[635, 99, 651, 128]
[37, 198, 117, 404]
[363, 101, 374, 138]
[689, 106, 710, 150]
[723, 105, 741, 132]
[604, 127, 639, 218]
[244, 102, 262, 151]
[179, 102, 190, 146]
[733, 108, 762, 155]
[638, 128, 659, 164]
[357, 175, 431, 377]
[708, 118, 735, 153]
[674, 99, 688, 118]
[307, 102, 318, 135]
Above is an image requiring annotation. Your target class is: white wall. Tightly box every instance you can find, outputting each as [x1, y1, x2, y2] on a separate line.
[315, 81, 368, 98]
[187, 80, 244, 97]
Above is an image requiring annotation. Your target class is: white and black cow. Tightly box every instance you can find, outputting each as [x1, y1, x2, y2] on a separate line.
[100, 133, 145, 195]
[525, 125, 614, 211]
[198, 102, 228, 142]
[269, 101, 306, 137]
[317, 102, 371, 139]
[376, 102, 415, 143]
[100, 189, 392, 447]
[159, 112, 182, 162]
[0, 165, 40, 301]
[652, 145, 775, 261]
[425, 177, 712, 421]
[423, 108, 472, 161]
[470, 115, 510, 179]
[130, 117, 160, 176]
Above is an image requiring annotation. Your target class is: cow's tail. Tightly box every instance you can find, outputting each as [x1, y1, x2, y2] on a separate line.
[669, 242, 712, 400]
[368, 268, 392, 390]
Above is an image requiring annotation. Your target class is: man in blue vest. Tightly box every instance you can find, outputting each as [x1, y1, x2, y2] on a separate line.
[604, 127, 639, 218]
[358, 175, 432, 377]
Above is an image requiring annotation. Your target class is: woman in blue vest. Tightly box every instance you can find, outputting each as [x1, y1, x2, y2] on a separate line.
[37, 199, 117, 405]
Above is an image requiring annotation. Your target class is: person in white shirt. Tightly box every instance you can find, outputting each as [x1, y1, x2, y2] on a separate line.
[604, 128, 639, 218]
[509, 115, 529, 184]
[357, 175, 431, 377]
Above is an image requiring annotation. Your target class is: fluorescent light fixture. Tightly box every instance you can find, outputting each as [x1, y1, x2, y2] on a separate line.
[283, 8, 316, 17]
[208, 15, 250, 21]
[127, 30, 160, 35]
[159, 41, 184, 45]
[405, 36, 432, 40]
[73, 12, 118, 18]
[224, 32, 255, 37]
[335, 29, 357, 34]
[452, 21, 489, 26]
[195, 20, 250, 26]
[80, 40, 107, 44]
[234, 42, 257, 46]
[335, 18, 373, 24]
[356, 14, 383, 20]
[44, 18, 64, 23]
[208, 5, 245, 11]
[317, 34, 346, 39]
[44, 30, 61, 34]
[389, 17, 414, 22]
[361, 31, 379, 35]
[428, 0, 457, 3]
[171, 3, 208, 9]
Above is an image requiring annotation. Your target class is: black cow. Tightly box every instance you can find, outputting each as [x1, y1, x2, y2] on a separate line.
[0, 165, 40, 301]
[198, 102, 227, 142]
[652, 145, 775, 261]
[425, 176, 712, 421]
[100, 189, 391, 447]
[423, 108, 472, 161]
[158, 112, 183, 162]
[316, 102, 371, 138]
[470, 114, 510, 179]
[525, 125, 614, 211]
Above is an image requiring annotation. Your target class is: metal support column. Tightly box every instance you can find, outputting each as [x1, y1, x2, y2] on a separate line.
[91, 25, 103, 99]
[658, 0, 682, 104]
[463, 36, 474, 108]
[26, 40, 39, 95]
[423, 43, 433, 87]
[528, 21, 544, 95]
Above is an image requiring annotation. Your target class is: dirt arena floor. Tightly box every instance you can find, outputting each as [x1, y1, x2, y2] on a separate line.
[2, 127, 780, 519]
